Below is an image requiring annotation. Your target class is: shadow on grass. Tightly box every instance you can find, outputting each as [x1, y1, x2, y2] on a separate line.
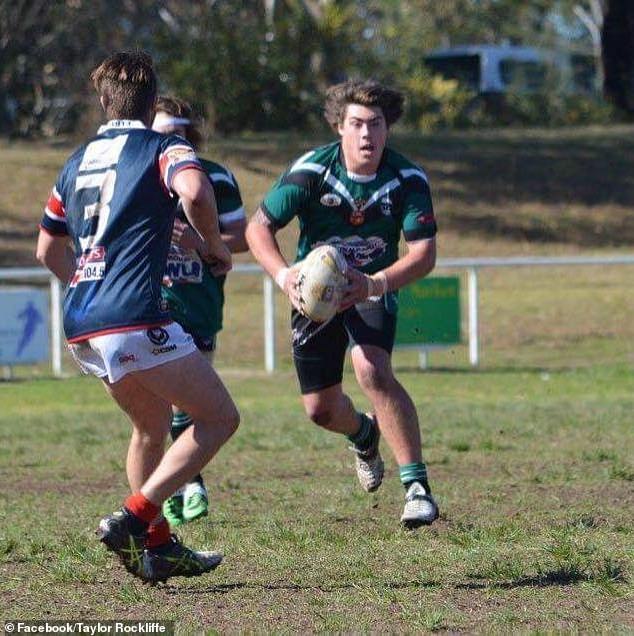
[457, 567, 612, 590]
[392, 130, 634, 209]
[165, 579, 441, 595]
[443, 209, 634, 247]
[166, 569, 614, 595]
[393, 364, 578, 375]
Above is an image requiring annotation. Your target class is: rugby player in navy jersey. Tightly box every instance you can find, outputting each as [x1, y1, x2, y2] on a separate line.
[35, 51, 240, 583]
[246, 80, 439, 528]
[152, 96, 248, 527]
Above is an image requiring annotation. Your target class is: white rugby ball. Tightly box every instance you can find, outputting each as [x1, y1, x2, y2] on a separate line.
[296, 245, 347, 323]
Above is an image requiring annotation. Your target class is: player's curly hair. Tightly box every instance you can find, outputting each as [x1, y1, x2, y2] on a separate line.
[91, 51, 157, 122]
[155, 95, 203, 150]
[324, 80, 404, 130]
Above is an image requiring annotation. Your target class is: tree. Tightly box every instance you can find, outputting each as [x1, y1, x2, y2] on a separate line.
[602, 0, 634, 114]
[0, 0, 160, 136]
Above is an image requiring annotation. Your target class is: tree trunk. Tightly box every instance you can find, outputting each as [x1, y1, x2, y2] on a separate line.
[602, 0, 634, 114]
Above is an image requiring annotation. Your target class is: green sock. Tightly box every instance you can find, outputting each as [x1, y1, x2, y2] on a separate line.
[171, 411, 193, 441]
[346, 413, 376, 451]
[399, 462, 430, 491]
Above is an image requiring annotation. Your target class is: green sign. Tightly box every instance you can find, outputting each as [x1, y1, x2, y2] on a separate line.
[395, 276, 461, 346]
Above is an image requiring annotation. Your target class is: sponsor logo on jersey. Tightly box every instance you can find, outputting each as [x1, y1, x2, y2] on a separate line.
[147, 327, 170, 346]
[69, 246, 106, 287]
[118, 353, 136, 364]
[380, 196, 392, 215]
[165, 249, 203, 283]
[152, 344, 177, 355]
[320, 193, 342, 207]
[164, 146, 197, 163]
[316, 236, 387, 268]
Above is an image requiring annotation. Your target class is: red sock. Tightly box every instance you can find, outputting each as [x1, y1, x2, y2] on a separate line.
[124, 492, 160, 524]
[145, 519, 171, 548]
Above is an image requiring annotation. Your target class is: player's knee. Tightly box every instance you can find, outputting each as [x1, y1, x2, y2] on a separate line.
[214, 399, 240, 440]
[225, 403, 240, 437]
[305, 404, 334, 429]
[356, 361, 393, 394]
[193, 401, 239, 440]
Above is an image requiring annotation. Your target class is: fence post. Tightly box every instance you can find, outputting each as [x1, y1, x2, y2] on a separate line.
[263, 274, 276, 373]
[50, 276, 63, 377]
[468, 267, 479, 367]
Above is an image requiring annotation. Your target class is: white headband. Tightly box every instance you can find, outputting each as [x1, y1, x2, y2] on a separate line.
[152, 112, 191, 132]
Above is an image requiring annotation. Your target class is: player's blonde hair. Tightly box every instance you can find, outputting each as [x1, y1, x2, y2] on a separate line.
[91, 51, 157, 122]
[324, 80, 404, 130]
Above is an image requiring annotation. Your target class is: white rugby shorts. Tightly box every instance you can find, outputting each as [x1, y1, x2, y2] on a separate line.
[68, 323, 197, 383]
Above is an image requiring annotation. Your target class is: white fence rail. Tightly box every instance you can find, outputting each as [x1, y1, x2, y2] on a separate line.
[436, 255, 634, 366]
[0, 264, 274, 376]
[2, 254, 634, 375]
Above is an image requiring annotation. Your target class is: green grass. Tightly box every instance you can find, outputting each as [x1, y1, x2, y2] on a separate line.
[1, 125, 634, 631]
[3, 127, 634, 374]
[3, 125, 634, 268]
[0, 368, 632, 632]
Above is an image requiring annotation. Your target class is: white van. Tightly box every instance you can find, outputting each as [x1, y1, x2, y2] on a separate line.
[424, 45, 594, 94]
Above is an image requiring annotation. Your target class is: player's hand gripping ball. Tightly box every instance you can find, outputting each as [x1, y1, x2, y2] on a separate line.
[296, 245, 347, 322]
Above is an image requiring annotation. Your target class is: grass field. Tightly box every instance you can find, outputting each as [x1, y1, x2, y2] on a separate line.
[2, 125, 634, 268]
[1, 126, 633, 631]
[2, 126, 634, 373]
[1, 368, 633, 632]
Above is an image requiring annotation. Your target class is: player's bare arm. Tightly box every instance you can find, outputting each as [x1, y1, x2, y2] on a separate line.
[173, 216, 248, 256]
[173, 168, 232, 275]
[387, 236, 437, 287]
[35, 231, 75, 284]
[245, 207, 289, 281]
[220, 217, 248, 253]
[246, 207, 302, 308]
[339, 238, 436, 311]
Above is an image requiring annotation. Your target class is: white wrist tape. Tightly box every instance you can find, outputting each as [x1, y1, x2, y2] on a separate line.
[274, 267, 290, 291]
[367, 271, 388, 299]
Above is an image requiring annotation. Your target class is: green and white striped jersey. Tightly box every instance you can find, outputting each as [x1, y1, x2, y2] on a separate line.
[162, 158, 245, 339]
[261, 141, 436, 274]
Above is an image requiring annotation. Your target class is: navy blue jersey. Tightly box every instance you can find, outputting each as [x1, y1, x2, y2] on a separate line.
[40, 120, 203, 342]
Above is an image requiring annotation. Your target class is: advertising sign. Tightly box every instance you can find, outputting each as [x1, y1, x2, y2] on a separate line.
[0, 288, 49, 365]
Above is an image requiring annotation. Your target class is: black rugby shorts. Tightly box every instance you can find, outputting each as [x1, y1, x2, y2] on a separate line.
[292, 292, 397, 394]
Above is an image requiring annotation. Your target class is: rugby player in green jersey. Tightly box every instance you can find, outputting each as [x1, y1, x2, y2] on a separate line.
[152, 96, 248, 527]
[246, 80, 439, 527]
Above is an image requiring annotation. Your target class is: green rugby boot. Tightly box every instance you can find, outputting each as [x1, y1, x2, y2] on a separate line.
[182, 481, 208, 523]
[162, 492, 185, 527]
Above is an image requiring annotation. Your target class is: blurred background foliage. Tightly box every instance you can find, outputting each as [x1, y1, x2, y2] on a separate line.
[0, 0, 632, 137]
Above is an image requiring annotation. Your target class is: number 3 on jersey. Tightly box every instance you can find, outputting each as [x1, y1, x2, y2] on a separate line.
[69, 136, 127, 286]
[75, 135, 127, 252]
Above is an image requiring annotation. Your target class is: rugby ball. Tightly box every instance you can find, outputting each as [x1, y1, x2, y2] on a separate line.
[296, 245, 347, 322]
